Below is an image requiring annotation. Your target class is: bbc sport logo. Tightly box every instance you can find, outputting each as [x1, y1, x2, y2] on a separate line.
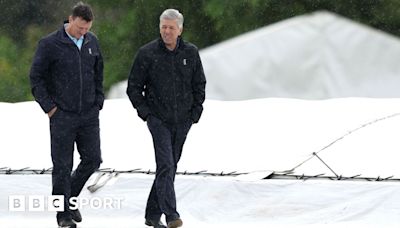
[9, 195, 123, 212]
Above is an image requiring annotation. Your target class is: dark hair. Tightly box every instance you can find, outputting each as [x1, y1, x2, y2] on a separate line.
[72, 2, 94, 22]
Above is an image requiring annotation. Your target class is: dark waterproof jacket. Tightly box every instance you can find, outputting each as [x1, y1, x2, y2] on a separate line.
[30, 23, 104, 114]
[127, 37, 206, 124]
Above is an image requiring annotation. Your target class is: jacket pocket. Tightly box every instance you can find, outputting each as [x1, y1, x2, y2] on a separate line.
[177, 57, 193, 78]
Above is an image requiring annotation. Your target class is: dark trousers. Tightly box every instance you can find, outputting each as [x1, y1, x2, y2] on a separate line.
[145, 115, 192, 223]
[50, 107, 102, 220]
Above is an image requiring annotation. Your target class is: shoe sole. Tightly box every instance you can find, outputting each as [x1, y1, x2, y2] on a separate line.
[145, 220, 167, 228]
[58, 225, 76, 228]
[72, 218, 82, 223]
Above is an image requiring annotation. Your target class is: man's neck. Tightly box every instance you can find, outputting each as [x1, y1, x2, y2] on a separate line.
[65, 23, 81, 40]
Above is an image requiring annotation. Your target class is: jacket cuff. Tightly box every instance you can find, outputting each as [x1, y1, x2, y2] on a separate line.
[137, 104, 151, 121]
[97, 100, 104, 110]
[41, 100, 56, 114]
[191, 107, 203, 123]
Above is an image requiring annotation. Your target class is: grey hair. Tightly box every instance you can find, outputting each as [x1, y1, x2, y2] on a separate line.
[159, 9, 184, 29]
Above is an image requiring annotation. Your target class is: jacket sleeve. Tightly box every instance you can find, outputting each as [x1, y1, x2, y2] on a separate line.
[29, 39, 56, 113]
[126, 49, 151, 121]
[191, 50, 206, 123]
[94, 41, 105, 110]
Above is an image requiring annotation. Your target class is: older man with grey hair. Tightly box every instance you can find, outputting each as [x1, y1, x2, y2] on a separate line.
[127, 8, 206, 228]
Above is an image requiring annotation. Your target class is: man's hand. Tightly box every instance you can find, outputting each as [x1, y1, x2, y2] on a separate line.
[48, 107, 58, 118]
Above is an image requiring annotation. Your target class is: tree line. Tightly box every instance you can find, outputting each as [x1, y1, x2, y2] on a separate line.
[1, 0, 400, 102]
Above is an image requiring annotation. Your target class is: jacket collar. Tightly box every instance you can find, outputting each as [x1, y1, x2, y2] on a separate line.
[58, 20, 91, 45]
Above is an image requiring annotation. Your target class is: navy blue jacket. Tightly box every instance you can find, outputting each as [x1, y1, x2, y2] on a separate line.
[127, 37, 206, 124]
[30, 23, 104, 114]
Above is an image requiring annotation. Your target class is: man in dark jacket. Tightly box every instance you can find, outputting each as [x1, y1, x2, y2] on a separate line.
[127, 8, 206, 228]
[29, 2, 103, 227]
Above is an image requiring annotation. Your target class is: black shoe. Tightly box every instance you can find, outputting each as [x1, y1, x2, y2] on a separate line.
[57, 218, 76, 228]
[167, 218, 183, 228]
[70, 209, 82, 223]
[145, 219, 167, 228]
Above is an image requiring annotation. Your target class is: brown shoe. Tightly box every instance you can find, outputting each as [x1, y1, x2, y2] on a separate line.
[167, 218, 183, 228]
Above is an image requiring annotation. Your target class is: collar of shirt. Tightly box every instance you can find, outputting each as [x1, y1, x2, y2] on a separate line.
[64, 23, 84, 50]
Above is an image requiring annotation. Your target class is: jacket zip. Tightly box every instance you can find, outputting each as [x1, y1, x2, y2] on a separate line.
[75, 46, 83, 114]
[172, 54, 178, 123]
[78, 39, 92, 113]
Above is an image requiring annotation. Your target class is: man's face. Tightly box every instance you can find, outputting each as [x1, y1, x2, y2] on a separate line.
[160, 19, 182, 49]
[68, 16, 92, 39]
